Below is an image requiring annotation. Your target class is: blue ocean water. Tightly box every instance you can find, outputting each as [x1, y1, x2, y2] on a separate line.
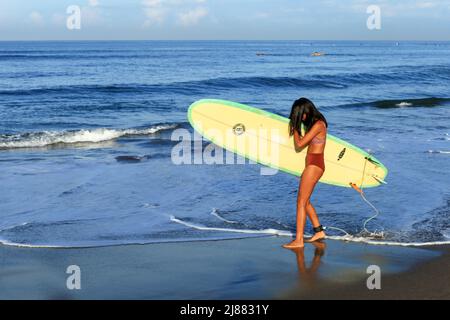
[0, 40, 449, 248]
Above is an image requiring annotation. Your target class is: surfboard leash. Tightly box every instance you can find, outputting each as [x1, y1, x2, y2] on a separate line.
[349, 156, 385, 238]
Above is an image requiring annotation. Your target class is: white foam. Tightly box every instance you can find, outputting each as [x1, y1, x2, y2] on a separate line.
[0, 238, 65, 248]
[2, 217, 449, 249]
[396, 102, 412, 107]
[443, 229, 450, 240]
[326, 235, 450, 247]
[0, 124, 176, 149]
[170, 216, 450, 247]
[0, 222, 67, 248]
[210, 208, 238, 224]
[427, 150, 450, 154]
[170, 215, 293, 236]
[143, 203, 160, 208]
[0, 222, 30, 232]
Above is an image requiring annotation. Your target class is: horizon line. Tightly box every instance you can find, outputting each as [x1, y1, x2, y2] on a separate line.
[1, 39, 449, 42]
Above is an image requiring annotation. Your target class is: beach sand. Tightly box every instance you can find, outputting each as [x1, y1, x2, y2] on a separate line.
[0, 237, 448, 299]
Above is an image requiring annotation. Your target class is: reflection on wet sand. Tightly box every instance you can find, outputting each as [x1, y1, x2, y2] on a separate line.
[286, 241, 326, 290]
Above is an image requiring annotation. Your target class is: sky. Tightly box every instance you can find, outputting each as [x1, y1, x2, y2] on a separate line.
[0, 0, 449, 40]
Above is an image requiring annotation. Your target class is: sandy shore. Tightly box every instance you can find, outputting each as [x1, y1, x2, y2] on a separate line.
[0, 236, 448, 299]
[281, 244, 450, 300]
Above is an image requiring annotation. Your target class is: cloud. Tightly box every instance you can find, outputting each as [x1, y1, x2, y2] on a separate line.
[143, 0, 162, 6]
[142, 0, 209, 27]
[80, 0, 105, 27]
[143, 8, 166, 25]
[416, 2, 437, 9]
[142, 0, 166, 25]
[178, 7, 208, 26]
[29, 11, 44, 26]
[347, 0, 448, 16]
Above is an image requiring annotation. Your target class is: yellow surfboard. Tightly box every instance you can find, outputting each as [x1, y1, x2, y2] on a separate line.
[188, 99, 388, 188]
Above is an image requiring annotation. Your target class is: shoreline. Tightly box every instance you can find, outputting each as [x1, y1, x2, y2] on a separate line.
[1, 236, 448, 299]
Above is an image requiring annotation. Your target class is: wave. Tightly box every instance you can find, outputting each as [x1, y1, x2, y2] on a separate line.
[0, 77, 347, 97]
[0, 239, 66, 248]
[170, 216, 450, 247]
[170, 216, 292, 236]
[395, 102, 413, 107]
[337, 97, 450, 110]
[115, 155, 150, 163]
[429, 133, 450, 142]
[0, 71, 70, 79]
[114, 153, 169, 162]
[2, 64, 450, 97]
[313, 66, 450, 85]
[198, 76, 347, 89]
[0, 124, 177, 149]
[0, 53, 175, 61]
[2, 214, 449, 249]
[371, 97, 450, 108]
[210, 208, 239, 224]
[0, 84, 151, 96]
[255, 52, 358, 57]
[0, 47, 210, 61]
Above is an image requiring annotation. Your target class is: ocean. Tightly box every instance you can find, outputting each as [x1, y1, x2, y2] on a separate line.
[0, 40, 449, 248]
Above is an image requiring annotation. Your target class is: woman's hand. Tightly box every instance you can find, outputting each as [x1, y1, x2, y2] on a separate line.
[292, 122, 324, 150]
[293, 130, 305, 152]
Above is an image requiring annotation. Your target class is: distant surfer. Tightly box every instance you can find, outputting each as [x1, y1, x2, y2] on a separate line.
[311, 52, 325, 56]
[283, 98, 328, 249]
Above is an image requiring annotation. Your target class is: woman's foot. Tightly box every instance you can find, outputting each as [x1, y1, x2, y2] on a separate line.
[305, 231, 326, 243]
[282, 239, 304, 249]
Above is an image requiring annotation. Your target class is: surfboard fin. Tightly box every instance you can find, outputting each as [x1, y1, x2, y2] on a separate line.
[365, 156, 381, 166]
[372, 175, 387, 184]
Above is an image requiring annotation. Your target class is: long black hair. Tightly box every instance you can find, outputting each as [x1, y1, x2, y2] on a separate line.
[288, 97, 328, 136]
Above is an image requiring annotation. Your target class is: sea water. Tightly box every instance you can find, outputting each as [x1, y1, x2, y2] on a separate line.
[0, 40, 449, 247]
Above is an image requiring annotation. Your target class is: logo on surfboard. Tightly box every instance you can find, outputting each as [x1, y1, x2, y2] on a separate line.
[232, 123, 246, 135]
[338, 147, 346, 161]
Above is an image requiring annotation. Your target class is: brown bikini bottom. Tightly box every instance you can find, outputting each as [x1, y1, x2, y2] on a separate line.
[305, 153, 325, 171]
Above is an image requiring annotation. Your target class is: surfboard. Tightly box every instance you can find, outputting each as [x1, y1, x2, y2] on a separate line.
[187, 99, 388, 188]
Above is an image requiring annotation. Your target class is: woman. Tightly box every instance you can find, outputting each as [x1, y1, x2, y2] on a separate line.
[283, 98, 328, 249]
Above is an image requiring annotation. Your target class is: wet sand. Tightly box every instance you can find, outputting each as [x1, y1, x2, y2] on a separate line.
[280, 245, 450, 299]
[0, 236, 447, 299]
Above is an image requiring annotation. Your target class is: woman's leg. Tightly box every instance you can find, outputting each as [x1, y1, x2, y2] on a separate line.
[305, 200, 326, 242]
[306, 200, 320, 228]
[283, 165, 323, 249]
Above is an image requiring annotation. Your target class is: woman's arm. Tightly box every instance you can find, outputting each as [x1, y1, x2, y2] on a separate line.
[293, 122, 323, 150]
